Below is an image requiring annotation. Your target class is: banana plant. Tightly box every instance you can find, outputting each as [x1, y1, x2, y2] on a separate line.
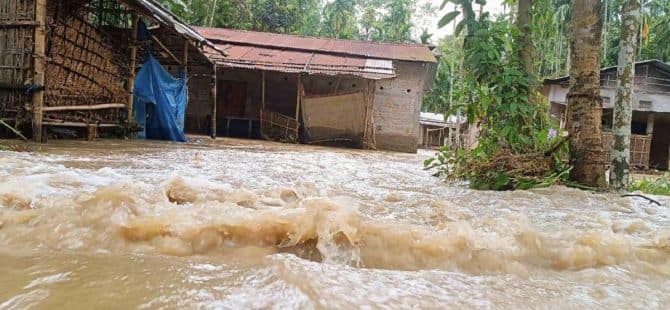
[437, 0, 484, 34]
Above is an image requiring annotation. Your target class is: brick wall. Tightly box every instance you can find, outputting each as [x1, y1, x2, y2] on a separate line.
[373, 61, 430, 153]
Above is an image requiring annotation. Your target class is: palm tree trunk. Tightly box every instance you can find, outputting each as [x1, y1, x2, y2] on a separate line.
[516, 0, 533, 75]
[610, 0, 641, 190]
[566, 0, 607, 187]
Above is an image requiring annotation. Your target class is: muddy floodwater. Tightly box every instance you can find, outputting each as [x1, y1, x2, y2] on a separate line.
[1, 138, 669, 309]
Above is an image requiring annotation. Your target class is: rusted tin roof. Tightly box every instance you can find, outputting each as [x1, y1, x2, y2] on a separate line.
[203, 43, 396, 80]
[197, 27, 436, 63]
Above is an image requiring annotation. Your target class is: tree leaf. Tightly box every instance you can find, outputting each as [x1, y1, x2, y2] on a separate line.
[438, 11, 460, 28]
[455, 20, 466, 36]
[440, 0, 453, 10]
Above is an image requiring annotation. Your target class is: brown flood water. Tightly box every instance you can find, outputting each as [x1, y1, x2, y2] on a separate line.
[0, 137, 669, 309]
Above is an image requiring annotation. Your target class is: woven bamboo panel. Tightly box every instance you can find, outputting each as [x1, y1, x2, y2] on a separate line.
[602, 132, 651, 169]
[0, 0, 34, 123]
[43, 12, 128, 123]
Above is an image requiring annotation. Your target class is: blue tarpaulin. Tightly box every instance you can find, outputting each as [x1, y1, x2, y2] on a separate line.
[133, 54, 188, 142]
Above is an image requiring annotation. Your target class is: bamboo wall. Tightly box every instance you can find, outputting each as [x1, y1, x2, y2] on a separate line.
[43, 12, 128, 124]
[43, 0, 129, 126]
[0, 0, 35, 125]
[1, 0, 214, 139]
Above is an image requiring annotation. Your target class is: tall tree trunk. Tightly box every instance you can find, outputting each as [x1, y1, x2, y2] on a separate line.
[610, 0, 641, 190]
[209, 0, 218, 27]
[566, 0, 606, 187]
[516, 0, 533, 75]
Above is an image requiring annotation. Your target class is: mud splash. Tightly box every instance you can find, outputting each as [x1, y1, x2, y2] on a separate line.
[1, 138, 669, 308]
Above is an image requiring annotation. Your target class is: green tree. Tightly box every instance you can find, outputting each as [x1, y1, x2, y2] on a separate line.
[381, 0, 415, 43]
[419, 29, 433, 44]
[321, 0, 359, 39]
[360, 5, 379, 41]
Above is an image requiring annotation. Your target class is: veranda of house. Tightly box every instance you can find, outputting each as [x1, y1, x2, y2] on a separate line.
[186, 28, 438, 153]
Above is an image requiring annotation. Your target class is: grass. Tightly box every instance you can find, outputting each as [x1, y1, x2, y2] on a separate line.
[630, 173, 670, 195]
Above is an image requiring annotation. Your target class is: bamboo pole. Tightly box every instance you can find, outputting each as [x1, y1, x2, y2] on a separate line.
[43, 122, 119, 128]
[151, 35, 180, 64]
[127, 15, 139, 127]
[26, 103, 126, 111]
[211, 64, 217, 139]
[32, 0, 47, 143]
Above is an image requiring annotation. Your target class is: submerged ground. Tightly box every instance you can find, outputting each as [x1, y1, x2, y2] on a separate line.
[0, 138, 669, 308]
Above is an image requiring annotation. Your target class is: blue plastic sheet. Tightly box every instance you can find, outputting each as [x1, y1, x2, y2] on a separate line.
[133, 54, 188, 142]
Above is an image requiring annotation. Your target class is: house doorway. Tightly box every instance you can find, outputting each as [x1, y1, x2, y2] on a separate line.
[650, 113, 670, 170]
[217, 80, 254, 137]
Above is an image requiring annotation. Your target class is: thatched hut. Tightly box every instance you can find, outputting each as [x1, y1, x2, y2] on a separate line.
[0, 0, 221, 141]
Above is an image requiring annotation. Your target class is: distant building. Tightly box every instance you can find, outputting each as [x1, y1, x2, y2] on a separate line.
[418, 112, 467, 149]
[544, 60, 670, 170]
[188, 28, 439, 153]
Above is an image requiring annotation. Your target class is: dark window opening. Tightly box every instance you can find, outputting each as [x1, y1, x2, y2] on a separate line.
[406, 89, 412, 93]
[639, 100, 652, 109]
[632, 122, 647, 135]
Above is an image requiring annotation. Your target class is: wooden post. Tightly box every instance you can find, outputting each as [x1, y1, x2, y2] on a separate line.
[210, 64, 217, 139]
[87, 124, 97, 141]
[127, 15, 139, 127]
[150, 35, 180, 64]
[295, 74, 302, 122]
[260, 71, 266, 137]
[261, 71, 266, 110]
[32, 0, 47, 143]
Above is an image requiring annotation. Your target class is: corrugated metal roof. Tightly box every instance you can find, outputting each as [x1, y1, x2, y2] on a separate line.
[197, 27, 436, 63]
[204, 43, 396, 80]
[544, 59, 670, 83]
[420, 112, 466, 127]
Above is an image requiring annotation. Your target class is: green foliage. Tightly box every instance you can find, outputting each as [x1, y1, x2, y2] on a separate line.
[419, 29, 433, 44]
[356, 0, 420, 43]
[425, 16, 569, 191]
[380, 0, 414, 42]
[156, 0, 321, 34]
[630, 174, 670, 195]
[321, 0, 358, 39]
[422, 35, 462, 114]
[156, 0, 429, 43]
